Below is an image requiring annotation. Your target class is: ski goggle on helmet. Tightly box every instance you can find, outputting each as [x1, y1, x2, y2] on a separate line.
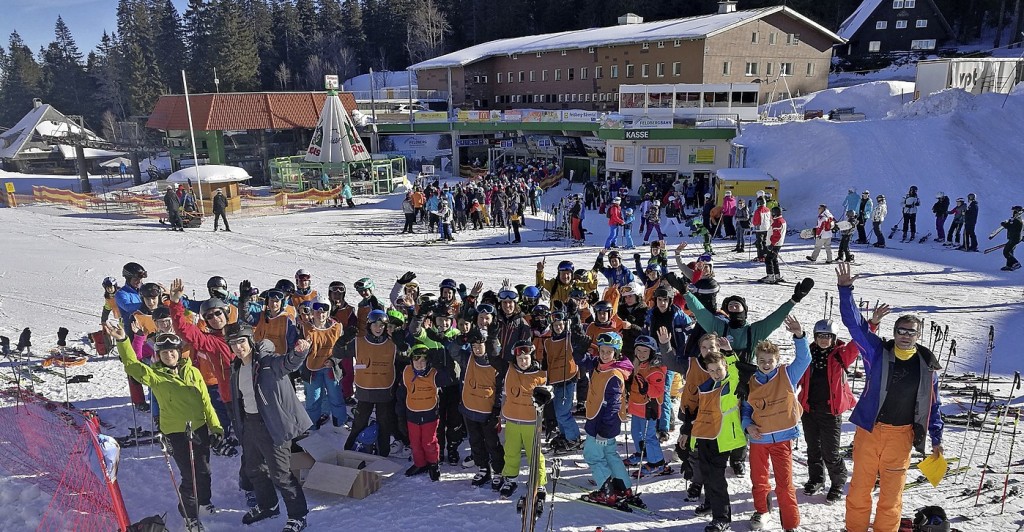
[497, 288, 519, 301]
[596, 332, 623, 351]
[154, 333, 182, 351]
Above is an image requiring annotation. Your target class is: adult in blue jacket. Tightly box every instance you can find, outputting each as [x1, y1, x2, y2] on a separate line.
[855, 191, 874, 244]
[115, 262, 147, 340]
[836, 263, 943, 532]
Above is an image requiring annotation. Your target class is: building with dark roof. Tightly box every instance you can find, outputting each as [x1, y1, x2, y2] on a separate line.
[837, 0, 955, 58]
[410, 2, 844, 111]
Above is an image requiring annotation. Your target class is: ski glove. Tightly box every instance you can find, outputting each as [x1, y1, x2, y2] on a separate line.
[532, 385, 554, 408]
[398, 271, 417, 285]
[636, 377, 649, 396]
[645, 399, 660, 420]
[240, 280, 252, 298]
[791, 277, 815, 303]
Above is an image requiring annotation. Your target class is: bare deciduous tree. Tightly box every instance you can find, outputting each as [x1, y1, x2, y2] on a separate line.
[274, 62, 292, 90]
[406, 0, 451, 64]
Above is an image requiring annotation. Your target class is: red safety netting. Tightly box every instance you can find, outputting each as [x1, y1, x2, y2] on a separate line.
[0, 388, 130, 532]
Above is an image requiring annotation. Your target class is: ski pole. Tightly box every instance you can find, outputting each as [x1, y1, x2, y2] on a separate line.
[545, 458, 561, 532]
[975, 372, 1021, 502]
[185, 421, 201, 522]
[942, 339, 957, 379]
[1001, 407, 1021, 513]
[130, 403, 140, 458]
[954, 387, 980, 484]
[634, 416, 651, 494]
[984, 326, 996, 396]
[156, 433, 188, 519]
[962, 393, 997, 484]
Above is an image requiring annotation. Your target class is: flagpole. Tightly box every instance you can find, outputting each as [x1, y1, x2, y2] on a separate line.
[182, 70, 205, 215]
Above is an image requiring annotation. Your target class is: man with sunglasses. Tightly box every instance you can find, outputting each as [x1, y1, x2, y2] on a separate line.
[836, 263, 943, 532]
[169, 279, 237, 430]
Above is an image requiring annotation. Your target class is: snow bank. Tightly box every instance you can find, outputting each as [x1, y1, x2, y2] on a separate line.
[342, 71, 417, 91]
[762, 80, 916, 119]
[887, 88, 977, 118]
[738, 87, 1024, 231]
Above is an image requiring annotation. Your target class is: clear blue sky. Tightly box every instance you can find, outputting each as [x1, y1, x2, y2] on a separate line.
[1, 0, 189, 57]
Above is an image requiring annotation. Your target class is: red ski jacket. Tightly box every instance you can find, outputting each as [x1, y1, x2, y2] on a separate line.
[797, 339, 859, 416]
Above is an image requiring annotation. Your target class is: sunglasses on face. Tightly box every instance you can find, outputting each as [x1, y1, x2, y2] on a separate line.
[895, 327, 919, 337]
[297, 275, 311, 281]
[814, 333, 834, 339]
[203, 310, 225, 320]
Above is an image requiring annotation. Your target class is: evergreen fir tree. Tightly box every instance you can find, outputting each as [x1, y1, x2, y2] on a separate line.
[0, 31, 43, 128]
[153, 0, 186, 93]
[40, 16, 91, 120]
[212, 0, 260, 91]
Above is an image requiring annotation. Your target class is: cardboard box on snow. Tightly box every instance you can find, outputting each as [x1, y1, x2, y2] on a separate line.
[290, 433, 403, 499]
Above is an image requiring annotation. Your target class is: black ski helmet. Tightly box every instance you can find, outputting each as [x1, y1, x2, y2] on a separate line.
[225, 322, 255, 347]
[122, 262, 147, 280]
[207, 276, 228, 290]
[140, 283, 163, 298]
[691, 278, 720, 312]
[274, 279, 296, 295]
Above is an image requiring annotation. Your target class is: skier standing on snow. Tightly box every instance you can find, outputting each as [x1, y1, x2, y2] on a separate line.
[900, 185, 920, 242]
[998, 205, 1022, 271]
[107, 323, 222, 532]
[932, 192, 950, 242]
[946, 198, 966, 247]
[807, 204, 835, 264]
[836, 263, 943, 532]
[345, 308, 406, 456]
[579, 332, 636, 507]
[164, 185, 184, 231]
[871, 194, 887, 248]
[399, 346, 452, 481]
[623, 335, 668, 476]
[797, 318, 861, 502]
[298, 296, 347, 430]
[842, 188, 860, 214]
[764, 206, 787, 284]
[689, 342, 744, 532]
[836, 210, 857, 263]
[734, 200, 750, 253]
[457, 328, 506, 488]
[497, 341, 549, 499]
[855, 190, 873, 245]
[741, 316, 809, 532]
[213, 189, 230, 232]
[605, 196, 624, 249]
[721, 191, 737, 239]
[962, 192, 979, 251]
[752, 197, 771, 262]
[226, 322, 312, 532]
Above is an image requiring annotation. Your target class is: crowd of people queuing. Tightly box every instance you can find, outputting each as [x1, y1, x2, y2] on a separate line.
[102, 225, 950, 532]
[400, 161, 551, 242]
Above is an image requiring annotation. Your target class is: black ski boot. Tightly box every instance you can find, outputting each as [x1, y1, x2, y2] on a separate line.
[499, 478, 518, 499]
[428, 463, 440, 482]
[804, 481, 825, 496]
[241, 504, 280, 525]
[57, 327, 69, 347]
[405, 464, 427, 477]
[471, 468, 491, 487]
[826, 485, 844, 503]
[447, 447, 460, 466]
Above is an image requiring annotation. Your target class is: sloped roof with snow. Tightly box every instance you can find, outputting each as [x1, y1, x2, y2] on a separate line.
[838, 0, 884, 41]
[0, 104, 106, 160]
[410, 6, 844, 70]
[838, 0, 954, 41]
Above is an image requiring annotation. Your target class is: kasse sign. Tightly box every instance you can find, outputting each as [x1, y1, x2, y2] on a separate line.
[625, 130, 649, 140]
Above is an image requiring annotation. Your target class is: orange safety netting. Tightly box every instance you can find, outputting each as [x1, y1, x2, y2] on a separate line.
[0, 388, 130, 532]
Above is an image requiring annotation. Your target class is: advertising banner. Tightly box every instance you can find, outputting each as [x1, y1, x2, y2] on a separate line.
[560, 110, 602, 122]
[379, 133, 453, 176]
[413, 111, 449, 123]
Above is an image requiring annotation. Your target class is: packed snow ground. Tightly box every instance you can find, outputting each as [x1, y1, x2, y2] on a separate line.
[1, 83, 1024, 531]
